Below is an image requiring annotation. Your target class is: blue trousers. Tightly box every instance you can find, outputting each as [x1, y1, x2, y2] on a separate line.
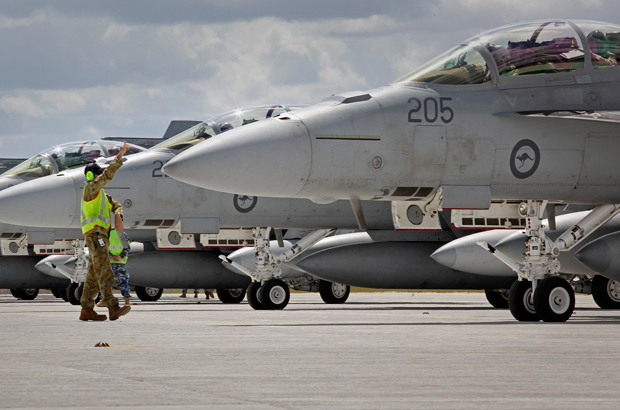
[111, 263, 131, 298]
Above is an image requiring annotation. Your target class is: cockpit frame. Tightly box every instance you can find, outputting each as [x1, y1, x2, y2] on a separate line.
[394, 19, 620, 91]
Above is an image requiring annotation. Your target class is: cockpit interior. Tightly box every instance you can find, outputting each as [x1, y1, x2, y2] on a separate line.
[152, 104, 308, 152]
[1, 141, 145, 179]
[396, 20, 620, 86]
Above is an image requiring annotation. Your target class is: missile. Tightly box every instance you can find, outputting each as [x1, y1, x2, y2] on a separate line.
[574, 231, 620, 281]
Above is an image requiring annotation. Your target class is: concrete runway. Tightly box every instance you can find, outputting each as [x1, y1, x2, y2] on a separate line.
[1, 291, 620, 410]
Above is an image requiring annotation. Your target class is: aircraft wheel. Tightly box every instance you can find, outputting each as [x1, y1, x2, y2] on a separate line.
[66, 283, 81, 305]
[216, 288, 246, 304]
[14, 288, 39, 300]
[51, 288, 64, 299]
[59, 288, 69, 302]
[484, 289, 509, 309]
[508, 280, 539, 322]
[247, 282, 265, 310]
[534, 276, 575, 322]
[9, 289, 20, 299]
[319, 280, 350, 304]
[135, 286, 163, 301]
[591, 275, 620, 309]
[259, 279, 290, 310]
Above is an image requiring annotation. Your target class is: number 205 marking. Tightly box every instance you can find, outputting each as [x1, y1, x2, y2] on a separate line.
[408, 97, 454, 124]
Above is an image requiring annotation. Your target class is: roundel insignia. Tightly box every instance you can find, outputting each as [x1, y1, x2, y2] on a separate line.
[510, 139, 540, 179]
[233, 194, 258, 213]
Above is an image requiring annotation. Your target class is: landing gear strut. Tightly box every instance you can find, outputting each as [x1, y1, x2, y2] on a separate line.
[223, 227, 335, 310]
[480, 200, 620, 322]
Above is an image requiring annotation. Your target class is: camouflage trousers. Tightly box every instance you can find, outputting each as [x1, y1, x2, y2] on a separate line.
[81, 231, 119, 309]
[111, 263, 131, 298]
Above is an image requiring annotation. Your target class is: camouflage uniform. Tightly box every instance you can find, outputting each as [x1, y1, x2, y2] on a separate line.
[80, 158, 124, 310]
[110, 231, 131, 299]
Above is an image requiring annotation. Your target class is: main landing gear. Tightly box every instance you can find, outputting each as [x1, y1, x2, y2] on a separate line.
[480, 200, 620, 322]
[223, 227, 338, 310]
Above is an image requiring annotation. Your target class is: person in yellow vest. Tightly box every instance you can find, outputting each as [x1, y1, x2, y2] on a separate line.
[109, 229, 131, 306]
[79, 141, 131, 321]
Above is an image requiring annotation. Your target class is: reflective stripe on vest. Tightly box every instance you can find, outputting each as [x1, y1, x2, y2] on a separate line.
[81, 188, 111, 234]
[109, 229, 128, 264]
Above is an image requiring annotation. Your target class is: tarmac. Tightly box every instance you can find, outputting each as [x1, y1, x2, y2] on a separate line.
[1, 291, 620, 410]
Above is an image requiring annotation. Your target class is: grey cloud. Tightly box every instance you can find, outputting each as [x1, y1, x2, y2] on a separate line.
[0, 1, 435, 25]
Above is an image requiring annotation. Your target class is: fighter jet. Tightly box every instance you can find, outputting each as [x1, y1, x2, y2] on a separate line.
[0, 140, 148, 299]
[162, 20, 620, 321]
[0, 121, 200, 300]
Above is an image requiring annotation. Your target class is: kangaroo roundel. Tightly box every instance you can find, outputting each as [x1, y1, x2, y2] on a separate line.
[233, 194, 258, 213]
[510, 139, 540, 179]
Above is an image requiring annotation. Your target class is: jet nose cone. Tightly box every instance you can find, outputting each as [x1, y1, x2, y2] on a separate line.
[163, 118, 312, 197]
[430, 245, 457, 269]
[0, 175, 77, 227]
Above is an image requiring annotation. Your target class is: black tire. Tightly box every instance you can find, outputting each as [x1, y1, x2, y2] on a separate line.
[65, 283, 100, 305]
[319, 281, 350, 304]
[66, 283, 81, 305]
[485, 289, 509, 309]
[135, 286, 163, 301]
[9, 289, 20, 299]
[247, 282, 265, 310]
[216, 288, 246, 304]
[259, 279, 290, 310]
[534, 276, 575, 322]
[508, 280, 539, 322]
[51, 288, 64, 299]
[591, 275, 620, 309]
[14, 288, 39, 300]
[59, 288, 69, 302]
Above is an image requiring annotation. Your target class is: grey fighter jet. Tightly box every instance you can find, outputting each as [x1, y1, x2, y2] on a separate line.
[0, 121, 202, 300]
[0, 140, 147, 299]
[162, 20, 620, 321]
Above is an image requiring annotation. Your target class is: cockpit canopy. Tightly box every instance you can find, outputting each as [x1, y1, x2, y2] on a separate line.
[396, 20, 620, 85]
[2, 140, 145, 179]
[152, 104, 308, 152]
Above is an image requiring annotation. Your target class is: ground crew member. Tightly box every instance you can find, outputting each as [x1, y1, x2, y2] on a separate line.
[79, 142, 131, 321]
[109, 229, 132, 306]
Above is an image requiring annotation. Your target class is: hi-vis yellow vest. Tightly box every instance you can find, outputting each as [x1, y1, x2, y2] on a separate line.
[81, 189, 111, 234]
[109, 229, 128, 264]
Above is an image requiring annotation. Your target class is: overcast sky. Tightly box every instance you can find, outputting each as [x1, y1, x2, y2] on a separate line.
[0, 0, 617, 158]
